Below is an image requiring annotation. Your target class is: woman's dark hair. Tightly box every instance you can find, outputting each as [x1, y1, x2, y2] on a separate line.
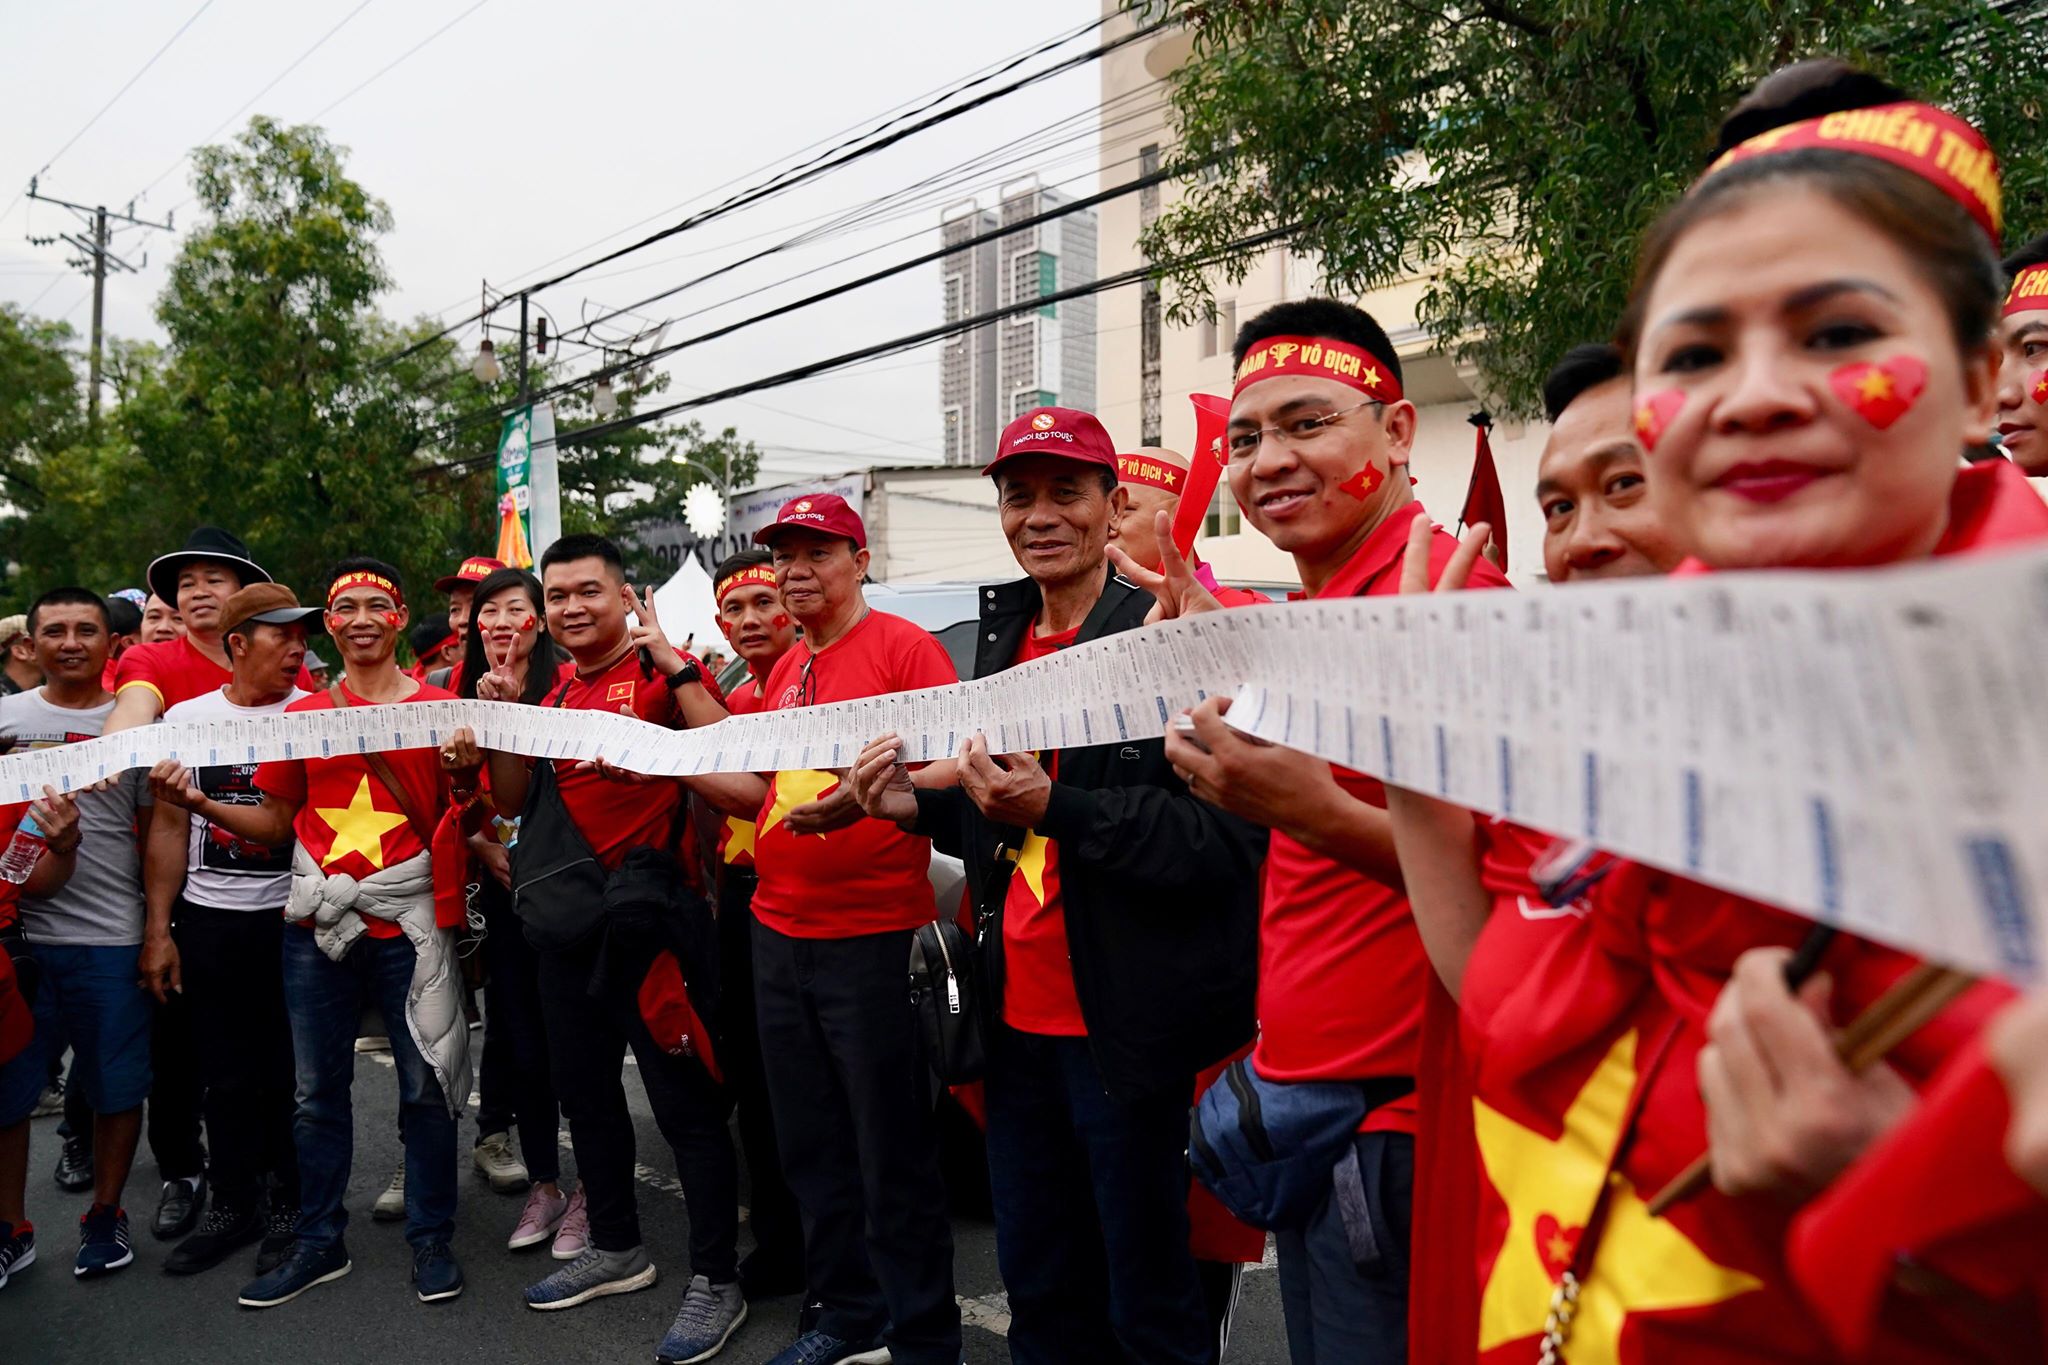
[1617, 59, 2001, 365]
[458, 567, 566, 706]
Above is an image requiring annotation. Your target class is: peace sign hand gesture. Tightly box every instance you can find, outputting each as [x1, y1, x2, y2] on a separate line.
[475, 629, 522, 702]
[624, 584, 685, 677]
[1106, 509, 1223, 624]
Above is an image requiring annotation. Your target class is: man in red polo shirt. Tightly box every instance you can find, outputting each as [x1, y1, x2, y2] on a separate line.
[749, 493, 961, 1365]
[1146, 299, 1510, 1362]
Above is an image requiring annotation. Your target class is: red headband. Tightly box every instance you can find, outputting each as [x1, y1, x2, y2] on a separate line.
[2006, 264, 2048, 318]
[327, 571, 401, 607]
[1116, 454, 1187, 495]
[1232, 335, 1402, 402]
[716, 564, 778, 606]
[1704, 101, 2001, 246]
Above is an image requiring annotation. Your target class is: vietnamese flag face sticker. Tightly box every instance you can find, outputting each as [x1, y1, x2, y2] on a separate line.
[771, 613, 791, 630]
[518, 616, 537, 632]
[2030, 368, 2048, 408]
[381, 610, 402, 629]
[1828, 355, 1928, 430]
[1633, 390, 1686, 454]
[1338, 462, 1384, 501]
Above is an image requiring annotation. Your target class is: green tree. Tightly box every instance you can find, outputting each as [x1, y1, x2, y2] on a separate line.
[1140, 1, 2048, 415]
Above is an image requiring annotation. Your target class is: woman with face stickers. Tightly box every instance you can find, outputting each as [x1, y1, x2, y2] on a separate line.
[1448, 61, 2048, 1365]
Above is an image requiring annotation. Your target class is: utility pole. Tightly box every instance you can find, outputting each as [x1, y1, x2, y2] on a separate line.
[25, 178, 174, 434]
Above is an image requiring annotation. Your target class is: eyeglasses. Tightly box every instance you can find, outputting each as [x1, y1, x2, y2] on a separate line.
[1226, 399, 1383, 460]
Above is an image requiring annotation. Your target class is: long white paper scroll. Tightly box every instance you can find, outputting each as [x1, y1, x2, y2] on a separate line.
[6, 545, 2046, 982]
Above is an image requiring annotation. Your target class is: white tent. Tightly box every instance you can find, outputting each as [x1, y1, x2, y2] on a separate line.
[647, 555, 727, 660]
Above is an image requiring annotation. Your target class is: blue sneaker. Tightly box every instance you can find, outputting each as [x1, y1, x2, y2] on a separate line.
[0, 1221, 35, 1289]
[762, 1331, 891, 1365]
[412, 1240, 463, 1303]
[74, 1204, 133, 1277]
[525, 1244, 656, 1311]
[237, 1238, 351, 1308]
[656, 1273, 748, 1363]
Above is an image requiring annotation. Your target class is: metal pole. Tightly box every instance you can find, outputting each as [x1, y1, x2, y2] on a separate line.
[517, 292, 530, 408]
[88, 206, 107, 434]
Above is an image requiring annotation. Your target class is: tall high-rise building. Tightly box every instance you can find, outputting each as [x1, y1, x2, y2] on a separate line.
[939, 179, 1097, 465]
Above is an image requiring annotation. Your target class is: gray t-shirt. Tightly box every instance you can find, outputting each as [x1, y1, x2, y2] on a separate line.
[0, 689, 151, 946]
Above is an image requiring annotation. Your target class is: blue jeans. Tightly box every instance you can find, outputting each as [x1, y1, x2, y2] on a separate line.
[984, 1026, 1214, 1365]
[1275, 1131, 1413, 1364]
[281, 927, 456, 1252]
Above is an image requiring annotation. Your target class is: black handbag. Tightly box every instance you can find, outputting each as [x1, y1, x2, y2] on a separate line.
[908, 916, 986, 1084]
[509, 680, 609, 951]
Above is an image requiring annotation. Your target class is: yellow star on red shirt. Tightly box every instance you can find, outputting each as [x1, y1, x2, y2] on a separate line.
[314, 775, 410, 870]
[1007, 833, 1050, 903]
[761, 769, 839, 840]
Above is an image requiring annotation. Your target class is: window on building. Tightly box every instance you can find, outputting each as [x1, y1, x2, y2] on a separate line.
[1038, 252, 1058, 318]
[1013, 390, 1056, 418]
[1200, 312, 1218, 358]
[942, 406, 963, 464]
[1204, 482, 1241, 539]
[943, 275, 965, 323]
[1220, 299, 1237, 352]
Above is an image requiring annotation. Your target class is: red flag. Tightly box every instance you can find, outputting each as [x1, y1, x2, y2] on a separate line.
[1459, 414, 1508, 573]
[1171, 394, 1232, 557]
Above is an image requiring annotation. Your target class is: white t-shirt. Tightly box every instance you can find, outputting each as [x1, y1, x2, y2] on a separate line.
[163, 685, 305, 912]
[0, 688, 150, 945]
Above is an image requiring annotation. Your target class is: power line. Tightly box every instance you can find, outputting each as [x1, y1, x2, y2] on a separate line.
[308, 0, 490, 123]
[380, 14, 1161, 369]
[2, 0, 217, 224]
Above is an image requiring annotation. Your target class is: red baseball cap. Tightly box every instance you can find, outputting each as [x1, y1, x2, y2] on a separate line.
[434, 555, 507, 593]
[982, 406, 1119, 479]
[754, 492, 867, 550]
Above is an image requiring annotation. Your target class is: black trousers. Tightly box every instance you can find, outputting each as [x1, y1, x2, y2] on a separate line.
[535, 930, 738, 1278]
[148, 909, 207, 1183]
[474, 880, 559, 1182]
[716, 866, 802, 1275]
[753, 922, 960, 1364]
[176, 899, 297, 1209]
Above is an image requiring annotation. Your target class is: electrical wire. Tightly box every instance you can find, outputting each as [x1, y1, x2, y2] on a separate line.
[307, 0, 491, 123]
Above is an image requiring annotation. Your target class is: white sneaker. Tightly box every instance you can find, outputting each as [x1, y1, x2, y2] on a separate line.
[372, 1164, 405, 1222]
[354, 1034, 391, 1054]
[473, 1132, 530, 1193]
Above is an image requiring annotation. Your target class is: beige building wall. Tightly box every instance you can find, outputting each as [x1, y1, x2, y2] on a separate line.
[1096, 4, 1553, 584]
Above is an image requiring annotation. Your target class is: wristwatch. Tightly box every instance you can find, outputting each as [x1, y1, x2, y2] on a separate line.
[663, 658, 703, 691]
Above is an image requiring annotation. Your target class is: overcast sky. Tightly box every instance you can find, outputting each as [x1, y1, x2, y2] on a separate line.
[0, 0, 1112, 488]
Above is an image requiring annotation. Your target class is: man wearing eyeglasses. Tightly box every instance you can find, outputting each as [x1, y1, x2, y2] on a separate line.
[1119, 299, 1511, 1363]
[749, 494, 962, 1365]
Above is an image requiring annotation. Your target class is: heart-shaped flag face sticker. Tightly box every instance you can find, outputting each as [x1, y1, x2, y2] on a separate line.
[1338, 462, 1385, 501]
[1828, 355, 1928, 430]
[1633, 390, 1687, 454]
[2030, 368, 2048, 408]
[1534, 1212, 1582, 1280]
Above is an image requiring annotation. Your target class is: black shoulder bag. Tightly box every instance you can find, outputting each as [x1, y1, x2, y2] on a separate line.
[509, 679, 610, 951]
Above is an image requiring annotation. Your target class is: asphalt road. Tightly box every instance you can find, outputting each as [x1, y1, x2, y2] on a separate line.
[8, 1044, 1294, 1363]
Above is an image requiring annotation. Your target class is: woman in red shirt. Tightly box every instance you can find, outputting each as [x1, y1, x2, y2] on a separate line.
[1429, 60, 2048, 1364]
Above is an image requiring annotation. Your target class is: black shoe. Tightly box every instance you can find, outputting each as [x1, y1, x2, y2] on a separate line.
[237, 1239, 351, 1309]
[153, 1176, 206, 1241]
[412, 1240, 463, 1303]
[53, 1135, 92, 1193]
[255, 1204, 299, 1277]
[164, 1202, 262, 1275]
[739, 1248, 807, 1300]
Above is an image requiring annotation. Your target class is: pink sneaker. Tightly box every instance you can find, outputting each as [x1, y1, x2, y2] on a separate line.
[508, 1185, 569, 1251]
[550, 1186, 589, 1261]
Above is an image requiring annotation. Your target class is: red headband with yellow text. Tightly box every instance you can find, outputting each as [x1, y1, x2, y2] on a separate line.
[1116, 453, 1186, 495]
[1704, 102, 2001, 246]
[2006, 265, 2048, 318]
[1232, 335, 1402, 402]
[716, 564, 778, 606]
[327, 571, 402, 607]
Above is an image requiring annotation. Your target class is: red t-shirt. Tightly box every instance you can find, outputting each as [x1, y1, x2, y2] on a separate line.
[718, 674, 767, 869]
[1251, 501, 1511, 1135]
[254, 681, 455, 938]
[999, 623, 1084, 1036]
[751, 609, 957, 938]
[545, 651, 681, 871]
[115, 635, 318, 707]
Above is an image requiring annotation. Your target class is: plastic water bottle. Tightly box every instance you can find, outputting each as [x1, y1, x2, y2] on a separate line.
[0, 813, 46, 886]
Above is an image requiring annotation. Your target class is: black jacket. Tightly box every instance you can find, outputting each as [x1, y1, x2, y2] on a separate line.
[912, 567, 1265, 1101]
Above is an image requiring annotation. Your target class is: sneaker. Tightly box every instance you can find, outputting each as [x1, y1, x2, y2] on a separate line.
[524, 1244, 656, 1311]
[509, 1185, 569, 1251]
[472, 1131, 529, 1193]
[31, 1080, 64, 1118]
[237, 1238, 351, 1309]
[154, 1174, 206, 1240]
[372, 1163, 406, 1222]
[74, 1204, 134, 1278]
[0, 1221, 35, 1289]
[164, 1200, 262, 1275]
[412, 1239, 464, 1303]
[657, 1274, 749, 1363]
[255, 1204, 299, 1277]
[53, 1134, 93, 1193]
[762, 1331, 891, 1365]
[551, 1185, 590, 1260]
[354, 1034, 391, 1053]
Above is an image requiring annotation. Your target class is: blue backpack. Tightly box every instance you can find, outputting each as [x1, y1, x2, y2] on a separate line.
[1189, 1058, 1412, 1231]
